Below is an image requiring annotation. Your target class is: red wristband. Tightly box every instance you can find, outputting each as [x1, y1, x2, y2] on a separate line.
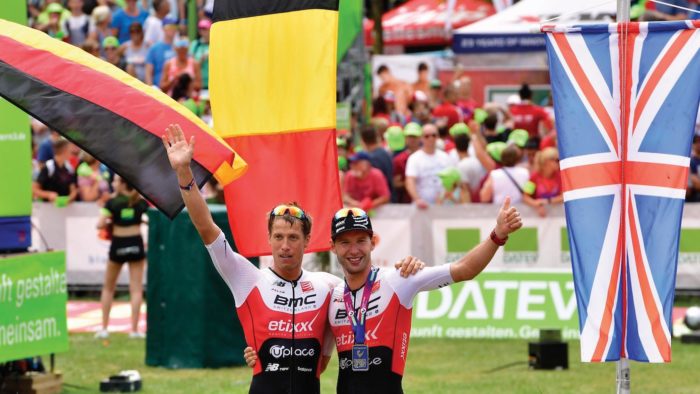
[490, 229, 508, 246]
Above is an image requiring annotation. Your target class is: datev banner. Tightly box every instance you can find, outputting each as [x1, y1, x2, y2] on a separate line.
[0, 252, 68, 362]
[411, 271, 580, 340]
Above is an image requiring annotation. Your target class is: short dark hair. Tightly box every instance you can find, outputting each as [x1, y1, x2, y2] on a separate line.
[153, 0, 167, 12]
[267, 202, 312, 238]
[360, 125, 379, 145]
[376, 65, 389, 75]
[501, 145, 521, 167]
[483, 114, 498, 130]
[418, 62, 428, 72]
[519, 84, 532, 100]
[53, 138, 70, 153]
[128, 22, 143, 33]
[454, 133, 470, 153]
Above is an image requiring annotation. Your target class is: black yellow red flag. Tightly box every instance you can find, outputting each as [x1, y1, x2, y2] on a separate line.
[211, 0, 342, 256]
[0, 19, 246, 217]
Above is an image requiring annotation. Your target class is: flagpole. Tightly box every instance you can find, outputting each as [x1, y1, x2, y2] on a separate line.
[616, 1, 630, 393]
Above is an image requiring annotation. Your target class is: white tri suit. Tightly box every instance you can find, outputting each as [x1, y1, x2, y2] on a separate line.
[206, 232, 340, 394]
[329, 265, 454, 394]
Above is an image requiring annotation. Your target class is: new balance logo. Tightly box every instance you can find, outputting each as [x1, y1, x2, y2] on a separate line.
[265, 363, 279, 372]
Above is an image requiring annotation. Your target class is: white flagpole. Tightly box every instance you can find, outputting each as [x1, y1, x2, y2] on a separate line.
[617, 0, 630, 393]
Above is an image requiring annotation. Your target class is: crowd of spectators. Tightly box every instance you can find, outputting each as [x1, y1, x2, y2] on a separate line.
[24, 1, 700, 213]
[337, 63, 700, 216]
[27, 0, 222, 206]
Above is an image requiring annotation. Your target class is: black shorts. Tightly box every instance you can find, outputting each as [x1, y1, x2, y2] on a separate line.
[109, 235, 145, 263]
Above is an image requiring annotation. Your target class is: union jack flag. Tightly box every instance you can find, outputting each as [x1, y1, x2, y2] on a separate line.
[543, 21, 700, 363]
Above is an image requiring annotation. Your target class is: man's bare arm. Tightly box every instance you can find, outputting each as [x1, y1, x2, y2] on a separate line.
[162, 124, 220, 244]
[450, 197, 522, 282]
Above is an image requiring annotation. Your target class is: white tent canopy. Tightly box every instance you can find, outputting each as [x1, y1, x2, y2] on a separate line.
[452, 0, 617, 53]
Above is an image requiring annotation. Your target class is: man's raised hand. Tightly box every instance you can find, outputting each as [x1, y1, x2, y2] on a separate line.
[161, 124, 195, 171]
[495, 196, 523, 238]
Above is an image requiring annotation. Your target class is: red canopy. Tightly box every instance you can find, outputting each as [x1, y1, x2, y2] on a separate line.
[365, 0, 495, 47]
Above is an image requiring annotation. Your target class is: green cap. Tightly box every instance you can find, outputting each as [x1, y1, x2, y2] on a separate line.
[54, 195, 69, 208]
[449, 122, 470, 137]
[336, 138, 347, 148]
[338, 156, 348, 171]
[384, 125, 406, 151]
[77, 162, 94, 177]
[486, 142, 507, 162]
[523, 181, 537, 195]
[403, 122, 423, 137]
[507, 129, 529, 148]
[437, 167, 461, 190]
[496, 125, 507, 134]
[47, 3, 64, 13]
[430, 79, 442, 88]
[473, 108, 488, 124]
[102, 36, 120, 48]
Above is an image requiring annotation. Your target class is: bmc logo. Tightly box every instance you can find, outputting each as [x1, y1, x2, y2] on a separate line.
[335, 296, 380, 319]
[269, 345, 316, 359]
[274, 294, 316, 307]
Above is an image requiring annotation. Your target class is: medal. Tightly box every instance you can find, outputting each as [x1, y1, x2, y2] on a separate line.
[343, 267, 378, 372]
[352, 344, 369, 371]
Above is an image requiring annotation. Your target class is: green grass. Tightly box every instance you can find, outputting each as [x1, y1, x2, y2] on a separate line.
[52, 334, 700, 393]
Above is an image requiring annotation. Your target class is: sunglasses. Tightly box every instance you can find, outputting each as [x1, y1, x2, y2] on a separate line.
[270, 204, 307, 219]
[334, 207, 368, 219]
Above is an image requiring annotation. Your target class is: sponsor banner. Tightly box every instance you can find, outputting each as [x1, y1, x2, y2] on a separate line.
[32, 202, 700, 288]
[432, 217, 568, 269]
[411, 271, 579, 340]
[453, 33, 546, 53]
[0, 251, 69, 362]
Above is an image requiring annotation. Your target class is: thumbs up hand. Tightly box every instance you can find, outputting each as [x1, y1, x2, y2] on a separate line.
[495, 196, 523, 238]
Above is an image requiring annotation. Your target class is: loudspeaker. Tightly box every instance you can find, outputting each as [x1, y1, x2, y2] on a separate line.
[528, 342, 568, 370]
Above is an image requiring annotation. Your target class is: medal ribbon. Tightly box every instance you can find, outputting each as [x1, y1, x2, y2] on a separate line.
[342, 267, 378, 345]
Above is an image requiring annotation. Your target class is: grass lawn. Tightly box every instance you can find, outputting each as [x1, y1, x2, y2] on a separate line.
[53, 334, 700, 393]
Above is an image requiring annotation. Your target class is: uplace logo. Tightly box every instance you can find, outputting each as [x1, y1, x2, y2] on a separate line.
[269, 345, 315, 359]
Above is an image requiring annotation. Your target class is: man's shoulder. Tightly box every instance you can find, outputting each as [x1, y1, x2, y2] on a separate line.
[304, 270, 342, 289]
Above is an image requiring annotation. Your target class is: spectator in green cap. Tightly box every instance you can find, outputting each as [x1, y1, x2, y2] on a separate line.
[486, 141, 507, 163]
[384, 125, 406, 156]
[507, 129, 529, 149]
[437, 167, 463, 204]
[392, 123, 423, 203]
[102, 36, 127, 71]
[480, 145, 529, 204]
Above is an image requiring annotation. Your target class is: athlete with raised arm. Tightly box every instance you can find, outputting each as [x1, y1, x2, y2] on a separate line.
[162, 124, 424, 394]
[246, 202, 522, 393]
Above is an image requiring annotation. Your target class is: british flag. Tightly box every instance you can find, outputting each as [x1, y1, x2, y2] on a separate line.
[543, 21, 700, 363]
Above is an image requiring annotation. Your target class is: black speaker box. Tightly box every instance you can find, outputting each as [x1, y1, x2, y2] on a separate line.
[528, 342, 569, 370]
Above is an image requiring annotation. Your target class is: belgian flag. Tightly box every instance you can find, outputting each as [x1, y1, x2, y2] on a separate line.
[0, 19, 246, 217]
[211, 0, 342, 256]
